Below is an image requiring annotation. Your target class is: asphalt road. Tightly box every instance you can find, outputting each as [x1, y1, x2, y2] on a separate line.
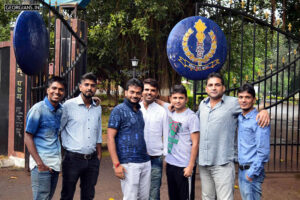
[0, 154, 300, 200]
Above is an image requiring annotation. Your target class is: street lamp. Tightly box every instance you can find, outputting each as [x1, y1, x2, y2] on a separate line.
[130, 56, 139, 78]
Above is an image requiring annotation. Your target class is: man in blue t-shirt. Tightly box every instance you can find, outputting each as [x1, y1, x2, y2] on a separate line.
[107, 78, 151, 200]
[237, 83, 270, 200]
[25, 76, 65, 200]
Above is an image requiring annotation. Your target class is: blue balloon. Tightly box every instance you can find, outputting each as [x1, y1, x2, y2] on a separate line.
[167, 16, 227, 80]
[13, 11, 49, 76]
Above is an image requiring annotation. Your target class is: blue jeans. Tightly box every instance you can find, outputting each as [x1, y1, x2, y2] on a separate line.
[149, 156, 163, 200]
[31, 166, 59, 200]
[238, 168, 265, 200]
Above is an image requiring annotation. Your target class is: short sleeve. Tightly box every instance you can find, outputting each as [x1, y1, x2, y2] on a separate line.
[108, 107, 121, 130]
[232, 97, 242, 116]
[25, 106, 41, 135]
[188, 113, 200, 134]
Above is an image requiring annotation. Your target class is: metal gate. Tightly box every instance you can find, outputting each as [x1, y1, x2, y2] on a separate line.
[194, 2, 300, 172]
[25, 0, 88, 169]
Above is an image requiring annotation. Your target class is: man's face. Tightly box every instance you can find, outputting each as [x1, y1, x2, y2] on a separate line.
[79, 79, 97, 98]
[238, 91, 255, 112]
[47, 82, 65, 105]
[205, 77, 225, 100]
[170, 93, 187, 111]
[125, 85, 142, 104]
[142, 84, 158, 104]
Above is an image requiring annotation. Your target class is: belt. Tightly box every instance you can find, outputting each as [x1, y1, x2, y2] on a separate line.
[150, 155, 161, 159]
[239, 164, 250, 170]
[65, 150, 97, 160]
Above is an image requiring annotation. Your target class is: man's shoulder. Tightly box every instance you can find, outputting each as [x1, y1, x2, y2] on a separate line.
[29, 100, 45, 112]
[62, 97, 78, 107]
[223, 95, 237, 102]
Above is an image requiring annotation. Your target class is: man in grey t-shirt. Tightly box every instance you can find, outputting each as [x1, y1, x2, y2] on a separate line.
[157, 85, 199, 200]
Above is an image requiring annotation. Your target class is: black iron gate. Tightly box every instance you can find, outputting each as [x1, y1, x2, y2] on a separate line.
[194, 2, 300, 172]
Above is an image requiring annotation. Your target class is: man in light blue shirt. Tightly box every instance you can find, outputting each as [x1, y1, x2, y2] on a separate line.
[198, 72, 269, 200]
[25, 76, 66, 200]
[237, 83, 270, 200]
[60, 72, 102, 200]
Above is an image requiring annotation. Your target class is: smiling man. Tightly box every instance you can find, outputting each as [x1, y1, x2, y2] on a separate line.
[140, 78, 168, 200]
[157, 84, 200, 200]
[107, 78, 151, 200]
[198, 72, 270, 200]
[60, 72, 102, 200]
[237, 83, 270, 200]
[25, 76, 66, 200]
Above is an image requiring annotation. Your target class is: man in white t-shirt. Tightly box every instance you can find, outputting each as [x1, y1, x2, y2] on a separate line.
[157, 84, 200, 200]
[140, 78, 168, 200]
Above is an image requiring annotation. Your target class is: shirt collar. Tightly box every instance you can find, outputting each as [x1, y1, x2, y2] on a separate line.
[124, 98, 141, 112]
[44, 96, 62, 111]
[242, 108, 257, 119]
[203, 94, 226, 104]
[75, 94, 96, 106]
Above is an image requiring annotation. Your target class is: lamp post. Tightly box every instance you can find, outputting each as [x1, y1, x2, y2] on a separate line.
[130, 56, 139, 78]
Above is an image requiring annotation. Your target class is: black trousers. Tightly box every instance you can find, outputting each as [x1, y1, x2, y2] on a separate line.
[166, 163, 191, 200]
[60, 151, 100, 200]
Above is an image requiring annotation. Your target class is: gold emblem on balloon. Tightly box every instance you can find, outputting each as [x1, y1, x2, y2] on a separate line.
[179, 19, 220, 71]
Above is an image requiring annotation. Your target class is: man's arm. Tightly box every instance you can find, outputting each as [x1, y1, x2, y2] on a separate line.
[183, 132, 199, 177]
[256, 110, 270, 128]
[24, 132, 51, 172]
[107, 128, 126, 179]
[246, 125, 270, 181]
[96, 143, 102, 161]
[162, 110, 169, 156]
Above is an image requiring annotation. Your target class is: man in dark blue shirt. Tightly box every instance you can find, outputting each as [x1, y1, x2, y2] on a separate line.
[237, 83, 270, 200]
[107, 78, 151, 200]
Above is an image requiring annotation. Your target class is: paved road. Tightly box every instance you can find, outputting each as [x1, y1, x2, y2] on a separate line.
[0, 154, 300, 200]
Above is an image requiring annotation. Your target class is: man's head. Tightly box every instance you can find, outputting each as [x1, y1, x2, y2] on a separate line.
[47, 76, 66, 106]
[205, 72, 225, 100]
[125, 78, 143, 104]
[170, 85, 188, 111]
[143, 78, 159, 105]
[79, 72, 97, 99]
[237, 83, 256, 113]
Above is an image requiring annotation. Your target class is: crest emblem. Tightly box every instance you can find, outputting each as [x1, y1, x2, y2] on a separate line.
[167, 16, 227, 80]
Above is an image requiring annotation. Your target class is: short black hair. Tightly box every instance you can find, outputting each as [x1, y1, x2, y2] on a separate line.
[143, 78, 159, 90]
[81, 72, 97, 83]
[207, 72, 224, 85]
[170, 85, 187, 97]
[237, 83, 256, 98]
[48, 76, 66, 89]
[125, 78, 143, 91]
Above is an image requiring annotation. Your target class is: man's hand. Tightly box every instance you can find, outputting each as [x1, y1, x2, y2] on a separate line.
[246, 174, 253, 182]
[92, 96, 101, 106]
[256, 109, 270, 128]
[114, 165, 127, 179]
[37, 163, 52, 172]
[183, 166, 193, 177]
[168, 104, 175, 112]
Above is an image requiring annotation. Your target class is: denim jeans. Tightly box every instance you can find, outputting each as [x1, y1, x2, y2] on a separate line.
[238, 168, 265, 200]
[60, 151, 100, 200]
[149, 156, 163, 200]
[199, 162, 235, 200]
[31, 166, 59, 200]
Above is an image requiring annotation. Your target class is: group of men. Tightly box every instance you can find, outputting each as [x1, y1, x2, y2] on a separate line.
[25, 71, 270, 200]
[25, 73, 102, 200]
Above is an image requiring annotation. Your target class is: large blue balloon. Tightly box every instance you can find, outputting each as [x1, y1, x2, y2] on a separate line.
[167, 16, 227, 80]
[13, 11, 49, 76]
